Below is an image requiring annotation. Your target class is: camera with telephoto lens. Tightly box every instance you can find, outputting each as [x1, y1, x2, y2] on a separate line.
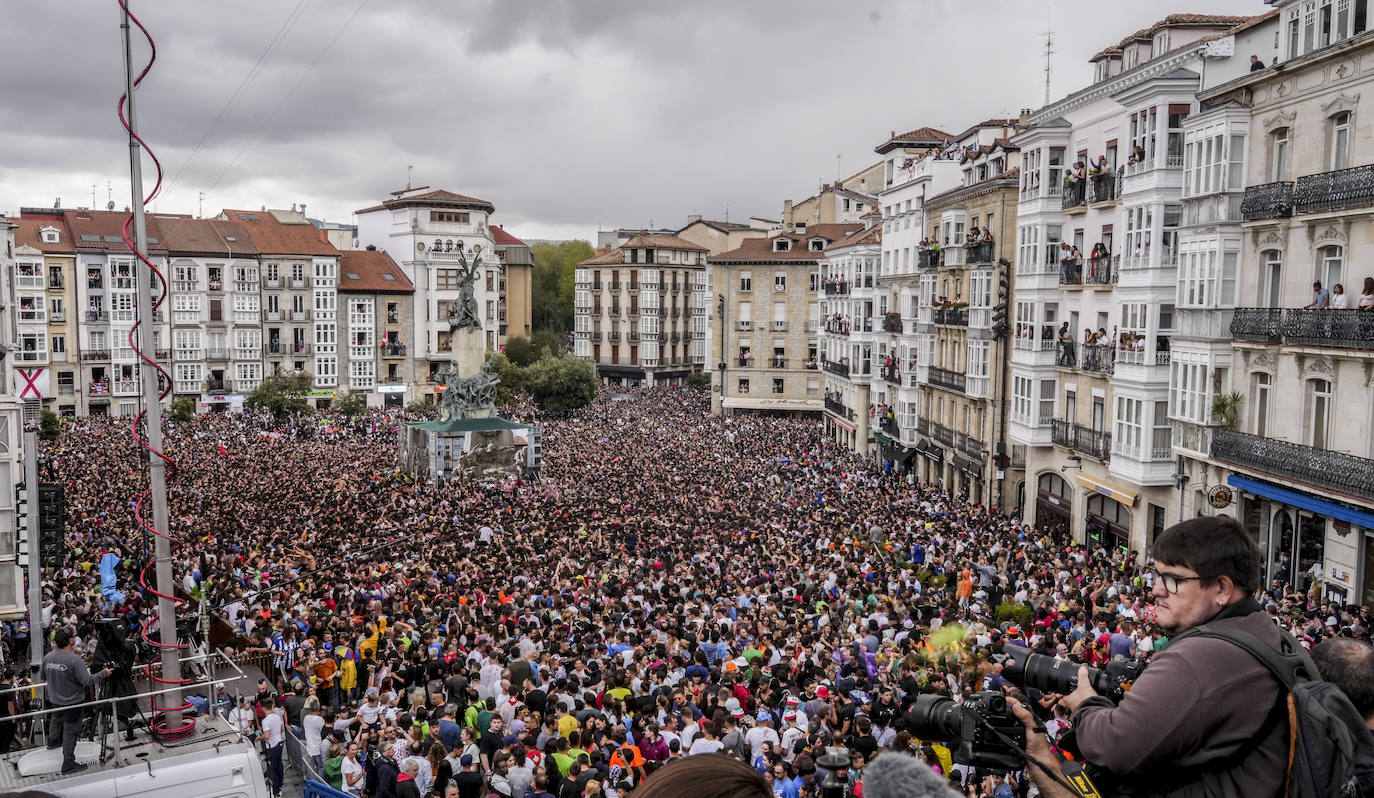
[902, 691, 1026, 772]
[1001, 645, 1146, 703]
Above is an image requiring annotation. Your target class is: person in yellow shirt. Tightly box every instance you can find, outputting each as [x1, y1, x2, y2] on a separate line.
[336, 646, 359, 703]
[557, 703, 579, 741]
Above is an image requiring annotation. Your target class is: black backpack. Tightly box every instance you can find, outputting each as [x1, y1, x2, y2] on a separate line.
[1180, 623, 1374, 798]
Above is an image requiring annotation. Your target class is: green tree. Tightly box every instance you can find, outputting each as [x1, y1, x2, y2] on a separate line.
[686, 370, 711, 388]
[523, 351, 597, 415]
[502, 336, 542, 368]
[406, 397, 434, 415]
[38, 409, 61, 441]
[334, 390, 367, 418]
[531, 240, 594, 333]
[246, 370, 313, 417]
[484, 351, 526, 406]
[167, 396, 196, 423]
[532, 328, 569, 357]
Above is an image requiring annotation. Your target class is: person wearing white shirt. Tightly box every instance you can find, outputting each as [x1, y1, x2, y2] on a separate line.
[744, 714, 780, 763]
[227, 695, 256, 740]
[340, 744, 365, 798]
[260, 697, 286, 798]
[302, 698, 327, 772]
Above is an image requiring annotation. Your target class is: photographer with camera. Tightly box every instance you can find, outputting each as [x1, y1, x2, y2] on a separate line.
[42, 626, 114, 774]
[1013, 517, 1290, 797]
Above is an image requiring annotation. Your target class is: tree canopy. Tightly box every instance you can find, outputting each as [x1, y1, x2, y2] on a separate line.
[531, 240, 594, 334]
[246, 370, 313, 417]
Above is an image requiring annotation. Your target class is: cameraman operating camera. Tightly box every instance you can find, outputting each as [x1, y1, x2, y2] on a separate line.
[1015, 516, 1288, 797]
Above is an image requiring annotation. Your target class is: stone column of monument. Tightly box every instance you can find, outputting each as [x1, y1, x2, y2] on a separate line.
[435, 246, 500, 421]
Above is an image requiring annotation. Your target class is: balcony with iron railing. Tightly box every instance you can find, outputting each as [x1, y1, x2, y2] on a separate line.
[932, 422, 955, 448]
[1080, 344, 1115, 375]
[1240, 181, 1294, 221]
[824, 320, 850, 336]
[956, 432, 985, 460]
[384, 343, 407, 357]
[928, 366, 966, 393]
[880, 414, 900, 437]
[1212, 428, 1374, 502]
[80, 350, 111, 361]
[1058, 258, 1083, 286]
[917, 417, 932, 438]
[882, 314, 903, 333]
[1083, 255, 1118, 286]
[822, 359, 850, 378]
[1293, 163, 1374, 214]
[1061, 179, 1087, 211]
[1087, 171, 1122, 205]
[1230, 307, 1374, 351]
[823, 280, 850, 295]
[934, 307, 968, 326]
[965, 241, 995, 264]
[206, 349, 230, 361]
[824, 397, 854, 419]
[881, 364, 901, 384]
[608, 331, 622, 342]
[918, 249, 941, 270]
[205, 379, 228, 392]
[1051, 419, 1112, 461]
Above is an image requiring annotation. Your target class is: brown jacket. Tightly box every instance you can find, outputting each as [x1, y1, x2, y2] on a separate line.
[1071, 600, 1288, 797]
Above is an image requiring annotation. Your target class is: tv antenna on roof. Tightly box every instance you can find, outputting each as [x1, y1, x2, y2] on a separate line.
[1040, 8, 1055, 107]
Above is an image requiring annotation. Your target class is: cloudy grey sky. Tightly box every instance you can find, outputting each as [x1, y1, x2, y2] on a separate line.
[1, 0, 1267, 243]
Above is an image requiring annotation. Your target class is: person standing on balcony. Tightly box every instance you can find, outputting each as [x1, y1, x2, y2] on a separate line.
[1306, 280, 1330, 309]
[1359, 277, 1374, 310]
[1330, 283, 1350, 309]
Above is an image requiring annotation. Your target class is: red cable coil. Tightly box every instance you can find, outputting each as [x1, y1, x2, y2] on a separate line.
[116, 0, 194, 743]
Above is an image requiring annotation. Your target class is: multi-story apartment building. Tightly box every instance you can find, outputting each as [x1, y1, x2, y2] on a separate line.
[10, 211, 78, 417]
[819, 220, 882, 450]
[491, 225, 533, 346]
[355, 188, 502, 399]
[782, 162, 885, 233]
[573, 234, 707, 385]
[710, 224, 861, 415]
[220, 208, 341, 408]
[1009, 14, 1253, 551]
[339, 248, 415, 407]
[64, 210, 174, 417]
[676, 216, 769, 256]
[157, 216, 264, 411]
[1170, 4, 1374, 605]
[0, 216, 23, 615]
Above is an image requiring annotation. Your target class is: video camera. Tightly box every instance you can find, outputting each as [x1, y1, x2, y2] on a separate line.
[902, 691, 1025, 772]
[1001, 645, 1146, 703]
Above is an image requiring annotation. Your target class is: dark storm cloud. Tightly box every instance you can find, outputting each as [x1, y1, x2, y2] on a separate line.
[1, 0, 1268, 239]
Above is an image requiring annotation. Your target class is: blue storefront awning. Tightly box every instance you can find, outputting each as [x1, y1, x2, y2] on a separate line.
[1228, 474, 1374, 530]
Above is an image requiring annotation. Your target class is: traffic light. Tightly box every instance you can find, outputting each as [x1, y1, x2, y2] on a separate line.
[37, 483, 64, 566]
[991, 269, 1011, 339]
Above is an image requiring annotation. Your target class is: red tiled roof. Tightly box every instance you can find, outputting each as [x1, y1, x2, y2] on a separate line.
[490, 225, 526, 246]
[680, 219, 753, 234]
[10, 213, 75, 253]
[825, 225, 881, 251]
[948, 119, 1021, 145]
[156, 217, 261, 257]
[708, 224, 864, 264]
[1095, 14, 1255, 59]
[63, 209, 170, 253]
[1202, 9, 1280, 41]
[218, 209, 339, 256]
[338, 249, 414, 293]
[355, 188, 495, 215]
[621, 232, 708, 252]
[876, 126, 951, 154]
[577, 247, 626, 267]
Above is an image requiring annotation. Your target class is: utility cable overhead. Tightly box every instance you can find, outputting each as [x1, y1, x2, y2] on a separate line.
[163, 0, 312, 200]
[206, 0, 369, 195]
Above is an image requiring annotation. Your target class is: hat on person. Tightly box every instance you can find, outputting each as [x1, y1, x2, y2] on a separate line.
[731, 708, 745, 719]
[815, 686, 830, 699]
[460, 755, 474, 767]
[756, 711, 772, 723]
[785, 695, 800, 707]
[784, 710, 798, 721]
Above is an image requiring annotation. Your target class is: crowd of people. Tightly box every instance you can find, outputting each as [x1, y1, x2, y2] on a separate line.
[1, 385, 1370, 798]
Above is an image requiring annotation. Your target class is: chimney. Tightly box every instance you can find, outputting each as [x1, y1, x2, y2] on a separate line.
[687, 214, 702, 224]
[783, 199, 793, 224]
[299, 203, 307, 217]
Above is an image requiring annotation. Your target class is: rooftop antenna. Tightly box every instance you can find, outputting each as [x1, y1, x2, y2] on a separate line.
[724, 203, 729, 224]
[407, 163, 413, 190]
[836, 154, 842, 183]
[199, 191, 205, 219]
[107, 180, 114, 206]
[1040, 9, 1055, 107]
[92, 184, 98, 208]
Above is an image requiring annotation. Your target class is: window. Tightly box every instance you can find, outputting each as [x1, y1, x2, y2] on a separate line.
[436, 269, 460, 290]
[1271, 128, 1290, 182]
[1253, 373, 1272, 436]
[740, 272, 752, 292]
[1116, 396, 1143, 457]
[1171, 361, 1208, 423]
[1306, 378, 1332, 449]
[1262, 250, 1283, 308]
[1013, 375, 1033, 423]
[430, 211, 469, 223]
[772, 378, 784, 394]
[1152, 31, 1169, 57]
[1330, 112, 1351, 171]
[774, 273, 786, 292]
[738, 378, 750, 394]
[1319, 245, 1343, 289]
[773, 239, 791, 252]
[1151, 402, 1171, 458]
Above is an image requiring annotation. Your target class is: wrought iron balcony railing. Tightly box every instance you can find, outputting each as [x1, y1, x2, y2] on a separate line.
[823, 281, 849, 295]
[1212, 428, 1374, 502]
[1080, 345, 1115, 375]
[1230, 307, 1374, 351]
[1061, 180, 1087, 210]
[882, 315, 904, 333]
[932, 422, 955, 448]
[1087, 172, 1121, 204]
[934, 308, 968, 326]
[822, 360, 850, 377]
[928, 366, 966, 393]
[1230, 307, 1282, 342]
[1051, 419, 1112, 461]
[1240, 181, 1294, 221]
[1293, 164, 1374, 214]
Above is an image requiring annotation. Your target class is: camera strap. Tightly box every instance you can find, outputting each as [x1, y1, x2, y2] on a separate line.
[974, 715, 1103, 798]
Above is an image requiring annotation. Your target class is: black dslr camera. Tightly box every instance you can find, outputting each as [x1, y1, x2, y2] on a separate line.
[902, 691, 1026, 771]
[1001, 645, 1146, 703]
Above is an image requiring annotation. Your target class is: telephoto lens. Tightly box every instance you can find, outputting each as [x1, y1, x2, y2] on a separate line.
[1002, 645, 1145, 703]
[902, 692, 1025, 772]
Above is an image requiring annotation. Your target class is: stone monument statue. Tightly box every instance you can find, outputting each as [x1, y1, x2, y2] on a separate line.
[434, 245, 501, 421]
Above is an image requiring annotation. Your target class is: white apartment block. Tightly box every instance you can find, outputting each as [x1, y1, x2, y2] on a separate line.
[1170, 3, 1374, 606]
[1010, 13, 1255, 552]
[355, 188, 500, 396]
[0, 217, 23, 615]
[572, 234, 708, 385]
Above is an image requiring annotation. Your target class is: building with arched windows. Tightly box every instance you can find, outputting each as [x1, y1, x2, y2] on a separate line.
[1170, 2, 1374, 607]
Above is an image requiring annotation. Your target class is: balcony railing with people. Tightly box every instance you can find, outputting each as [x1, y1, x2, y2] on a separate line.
[918, 249, 941, 270]
[824, 396, 848, 417]
[1083, 255, 1117, 286]
[1087, 171, 1122, 204]
[1055, 339, 1077, 368]
[1293, 163, 1374, 214]
[1058, 258, 1083, 286]
[1051, 419, 1112, 461]
[823, 280, 850, 295]
[966, 240, 995, 264]
[384, 343, 407, 357]
[1212, 428, 1374, 502]
[1062, 179, 1087, 210]
[822, 359, 850, 377]
[823, 319, 850, 336]
[934, 306, 968, 326]
[1230, 307, 1374, 351]
[1080, 344, 1116, 375]
[928, 366, 967, 393]
[880, 413, 900, 437]
[1240, 181, 1295, 220]
[881, 363, 901, 384]
[882, 314, 904, 333]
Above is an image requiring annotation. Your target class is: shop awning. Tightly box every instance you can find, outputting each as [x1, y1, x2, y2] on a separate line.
[1229, 474, 1374, 530]
[1074, 472, 1138, 507]
[830, 416, 856, 433]
[954, 453, 984, 474]
[722, 397, 822, 412]
[917, 440, 944, 464]
[874, 432, 896, 448]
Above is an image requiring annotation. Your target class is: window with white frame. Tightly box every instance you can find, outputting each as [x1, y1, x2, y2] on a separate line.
[1170, 360, 1209, 423]
[1270, 128, 1291, 182]
[739, 271, 752, 292]
[1318, 245, 1343, 289]
[1115, 396, 1143, 457]
[1013, 376, 1033, 423]
[1178, 247, 1216, 308]
[1329, 112, 1352, 171]
[235, 362, 262, 391]
[1253, 372, 1272, 436]
[1038, 379, 1056, 424]
[1261, 250, 1283, 307]
[1124, 205, 1153, 260]
[174, 330, 201, 357]
[1151, 402, 1171, 458]
[1306, 378, 1332, 449]
[174, 362, 202, 392]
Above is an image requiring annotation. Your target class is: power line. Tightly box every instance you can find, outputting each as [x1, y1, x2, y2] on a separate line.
[163, 0, 312, 200]
[206, 0, 369, 195]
